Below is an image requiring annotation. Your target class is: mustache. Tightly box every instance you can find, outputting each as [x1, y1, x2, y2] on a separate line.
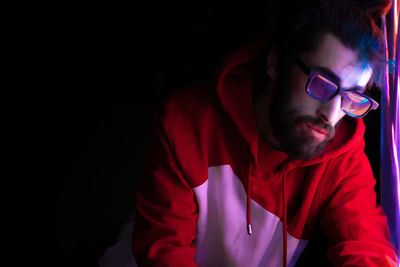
[294, 116, 335, 135]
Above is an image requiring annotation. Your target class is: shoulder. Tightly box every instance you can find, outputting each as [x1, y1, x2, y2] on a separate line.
[159, 79, 220, 127]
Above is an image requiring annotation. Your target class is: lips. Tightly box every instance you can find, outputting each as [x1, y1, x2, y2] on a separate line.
[305, 123, 327, 135]
[303, 123, 328, 141]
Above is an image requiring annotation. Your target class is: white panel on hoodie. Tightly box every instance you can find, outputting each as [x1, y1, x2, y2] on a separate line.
[193, 165, 308, 267]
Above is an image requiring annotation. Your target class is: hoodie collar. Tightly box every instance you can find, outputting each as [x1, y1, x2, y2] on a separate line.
[284, 117, 365, 171]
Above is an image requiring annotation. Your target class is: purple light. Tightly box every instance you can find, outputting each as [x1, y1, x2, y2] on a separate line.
[381, 3, 400, 265]
[393, 127, 400, 211]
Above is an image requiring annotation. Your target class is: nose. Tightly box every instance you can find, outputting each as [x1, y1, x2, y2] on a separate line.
[316, 95, 344, 126]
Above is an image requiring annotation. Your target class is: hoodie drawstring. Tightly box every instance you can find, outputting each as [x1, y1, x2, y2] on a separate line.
[247, 165, 253, 235]
[247, 156, 289, 267]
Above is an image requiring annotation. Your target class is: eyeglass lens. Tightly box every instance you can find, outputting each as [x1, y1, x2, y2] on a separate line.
[307, 74, 371, 117]
[342, 92, 371, 117]
[307, 74, 338, 100]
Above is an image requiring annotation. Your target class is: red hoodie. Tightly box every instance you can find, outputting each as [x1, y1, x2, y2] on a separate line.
[133, 39, 398, 266]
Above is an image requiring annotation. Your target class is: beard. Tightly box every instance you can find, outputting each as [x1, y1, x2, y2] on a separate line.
[269, 77, 336, 160]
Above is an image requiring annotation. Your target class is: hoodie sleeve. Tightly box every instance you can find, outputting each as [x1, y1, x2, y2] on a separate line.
[133, 120, 198, 267]
[320, 142, 398, 266]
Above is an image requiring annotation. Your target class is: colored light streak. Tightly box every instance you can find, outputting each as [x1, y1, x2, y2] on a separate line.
[394, 0, 398, 39]
[381, 3, 400, 264]
[395, 2, 400, 233]
[393, 125, 400, 212]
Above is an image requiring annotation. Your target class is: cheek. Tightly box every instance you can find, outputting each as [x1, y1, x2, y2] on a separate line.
[334, 111, 346, 127]
[296, 95, 320, 114]
[287, 72, 318, 111]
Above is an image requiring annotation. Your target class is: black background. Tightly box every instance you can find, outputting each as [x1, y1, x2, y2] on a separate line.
[5, 2, 380, 266]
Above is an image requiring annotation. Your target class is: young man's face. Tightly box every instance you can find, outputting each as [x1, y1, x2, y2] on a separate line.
[270, 33, 373, 159]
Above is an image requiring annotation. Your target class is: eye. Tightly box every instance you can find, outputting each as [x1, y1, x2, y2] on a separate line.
[307, 74, 339, 100]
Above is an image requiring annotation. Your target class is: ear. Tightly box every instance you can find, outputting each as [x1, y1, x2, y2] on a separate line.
[266, 45, 278, 80]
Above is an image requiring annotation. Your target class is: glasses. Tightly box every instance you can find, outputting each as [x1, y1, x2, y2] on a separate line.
[291, 56, 379, 118]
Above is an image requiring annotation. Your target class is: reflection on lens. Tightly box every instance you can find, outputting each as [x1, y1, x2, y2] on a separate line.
[307, 74, 338, 100]
[342, 91, 371, 116]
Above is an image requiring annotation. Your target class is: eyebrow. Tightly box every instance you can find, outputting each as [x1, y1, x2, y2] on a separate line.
[313, 66, 341, 82]
[313, 66, 366, 92]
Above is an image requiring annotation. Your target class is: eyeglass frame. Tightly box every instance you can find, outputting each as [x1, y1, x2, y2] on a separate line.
[291, 55, 379, 118]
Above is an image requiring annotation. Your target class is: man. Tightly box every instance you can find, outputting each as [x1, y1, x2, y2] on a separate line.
[133, 0, 398, 266]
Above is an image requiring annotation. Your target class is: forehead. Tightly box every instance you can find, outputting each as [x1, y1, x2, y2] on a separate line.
[303, 33, 373, 89]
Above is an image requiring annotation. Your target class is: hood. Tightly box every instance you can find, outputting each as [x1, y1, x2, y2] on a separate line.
[215, 37, 366, 172]
[215, 38, 367, 267]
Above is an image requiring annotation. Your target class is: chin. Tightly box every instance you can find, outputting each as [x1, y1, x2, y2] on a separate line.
[278, 131, 331, 160]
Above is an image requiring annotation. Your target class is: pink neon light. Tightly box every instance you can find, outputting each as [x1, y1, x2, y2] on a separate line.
[392, 125, 400, 215]
[394, 0, 398, 39]
[381, 3, 400, 261]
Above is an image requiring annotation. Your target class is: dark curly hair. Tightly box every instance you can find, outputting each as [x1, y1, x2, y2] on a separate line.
[271, 0, 392, 88]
